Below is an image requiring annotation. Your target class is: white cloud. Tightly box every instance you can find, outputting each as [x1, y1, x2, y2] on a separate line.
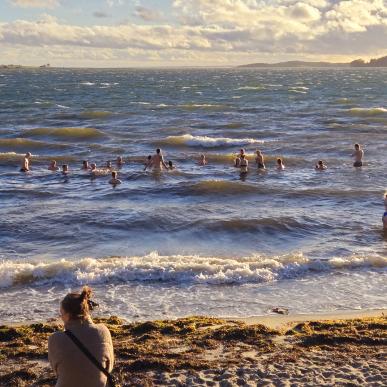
[134, 6, 163, 22]
[9, 0, 59, 8]
[1, 0, 387, 66]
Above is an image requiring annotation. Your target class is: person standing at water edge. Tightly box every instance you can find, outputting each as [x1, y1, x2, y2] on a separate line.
[48, 287, 114, 387]
[20, 152, 31, 172]
[152, 148, 168, 170]
[255, 150, 265, 169]
[352, 144, 364, 167]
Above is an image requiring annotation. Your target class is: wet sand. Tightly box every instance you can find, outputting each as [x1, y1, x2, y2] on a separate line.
[0, 310, 386, 386]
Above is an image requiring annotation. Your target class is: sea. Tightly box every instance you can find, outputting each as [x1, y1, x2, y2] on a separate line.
[0, 68, 386, 323]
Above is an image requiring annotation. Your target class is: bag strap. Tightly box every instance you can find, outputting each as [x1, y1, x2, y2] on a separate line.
[65, 330, 114, 386]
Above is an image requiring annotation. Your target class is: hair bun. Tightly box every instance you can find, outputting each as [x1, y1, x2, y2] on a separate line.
[80, 286, 92, 302]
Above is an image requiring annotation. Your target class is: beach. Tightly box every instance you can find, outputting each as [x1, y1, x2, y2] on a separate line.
[0, 310, 386, 386]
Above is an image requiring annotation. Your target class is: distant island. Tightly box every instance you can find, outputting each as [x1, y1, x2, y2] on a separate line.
[0, 64, 50, 69]
[239, 55, 387, 68]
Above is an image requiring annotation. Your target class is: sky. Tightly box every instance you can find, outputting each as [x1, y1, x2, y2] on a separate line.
[0, 0, 386, 67]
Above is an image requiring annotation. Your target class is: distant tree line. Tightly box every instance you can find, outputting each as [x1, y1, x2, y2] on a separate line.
[350, 55, 387, 67]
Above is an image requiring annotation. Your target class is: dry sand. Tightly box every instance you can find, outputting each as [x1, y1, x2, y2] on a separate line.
[0, 310, 386, 386]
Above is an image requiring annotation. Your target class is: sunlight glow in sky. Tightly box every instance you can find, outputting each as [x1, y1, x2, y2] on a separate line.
[0, 0, 386, 67]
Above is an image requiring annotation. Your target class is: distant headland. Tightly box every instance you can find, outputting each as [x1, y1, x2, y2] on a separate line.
[238, 55, 387, 68]
[0, 64, 51, 69]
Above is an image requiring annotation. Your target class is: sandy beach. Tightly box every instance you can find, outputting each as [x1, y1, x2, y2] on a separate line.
[0, 310, 385, 386]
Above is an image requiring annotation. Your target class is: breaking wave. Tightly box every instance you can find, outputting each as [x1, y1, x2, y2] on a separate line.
[162, 134, 264, 148]
[0, 252, 385, 289]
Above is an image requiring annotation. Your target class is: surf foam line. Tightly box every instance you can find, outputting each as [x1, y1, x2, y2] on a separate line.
[1, 252, 385, 289]
[162, 134, 264, 148]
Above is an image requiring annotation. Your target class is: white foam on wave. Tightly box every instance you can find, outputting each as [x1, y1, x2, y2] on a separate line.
[235, 86, 265, 91]
[164, 134, 264, 147]
[80, 82, 95, 86]
[0, 252, 385, 289]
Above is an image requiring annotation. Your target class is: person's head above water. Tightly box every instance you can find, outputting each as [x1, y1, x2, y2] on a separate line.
[90, 163, 97, 170]
[168, 160, 173, 167]
[277, 158, 283, 164]
[256, 149, 262, 155]
[60, 286, 98, 323]
[318, 160, 323, 166]
[156, 148, 161, 154]
[82, 160, 89, 168]
[240, 149, 245, 155]
[50, 160, 57, 167]
[62, 164, 68, 173]
[147, 155, 152, 160]
[112, 171, 117, 179]
[25, 152, 32, 158]
[354, 143, 360, 150]
[116, 156, 123, 164]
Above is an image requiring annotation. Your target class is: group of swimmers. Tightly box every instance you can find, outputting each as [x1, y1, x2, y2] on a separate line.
[19, 143, 364, 177]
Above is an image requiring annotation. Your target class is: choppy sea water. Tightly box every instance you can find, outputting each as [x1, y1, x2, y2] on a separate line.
[0, 68, 386, 323]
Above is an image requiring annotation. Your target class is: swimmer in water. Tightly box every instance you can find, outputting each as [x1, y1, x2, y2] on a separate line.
[62, 164, 69, 175]
[116, 156, 124, 167]
[109, 171, 121, 185]
[151, 148, 168, 170]
[315, 160, 327, 170]
[198, 154, 207, 166]
[144, 155, 152, 171]
[168, 160, 176, 170]
[234, 148, 245, 167]
[20, 152, 31, 172]
[48, 160, 59, 171]
[255, 150, 265, 169]
[81, 160, 90, 170]
[277, 158, 285, 170]
[352, 143, 364, 167]
[239, 154, 248, 173]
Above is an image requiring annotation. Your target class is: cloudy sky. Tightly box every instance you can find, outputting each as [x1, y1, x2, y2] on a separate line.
[0, 0, 386, 67]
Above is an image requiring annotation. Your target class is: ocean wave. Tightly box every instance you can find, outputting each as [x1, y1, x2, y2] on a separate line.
[0, 138, 69, 150]
[347, 107, 387, 117]
[23, 127, 105, 140]
[187, 180, 258, 195]
[162, 134, 264, 148]
[79, 111, 113, 119]
[0, 252, 385, 288]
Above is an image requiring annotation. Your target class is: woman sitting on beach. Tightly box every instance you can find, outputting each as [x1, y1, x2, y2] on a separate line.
[48, 286, 114, 387]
